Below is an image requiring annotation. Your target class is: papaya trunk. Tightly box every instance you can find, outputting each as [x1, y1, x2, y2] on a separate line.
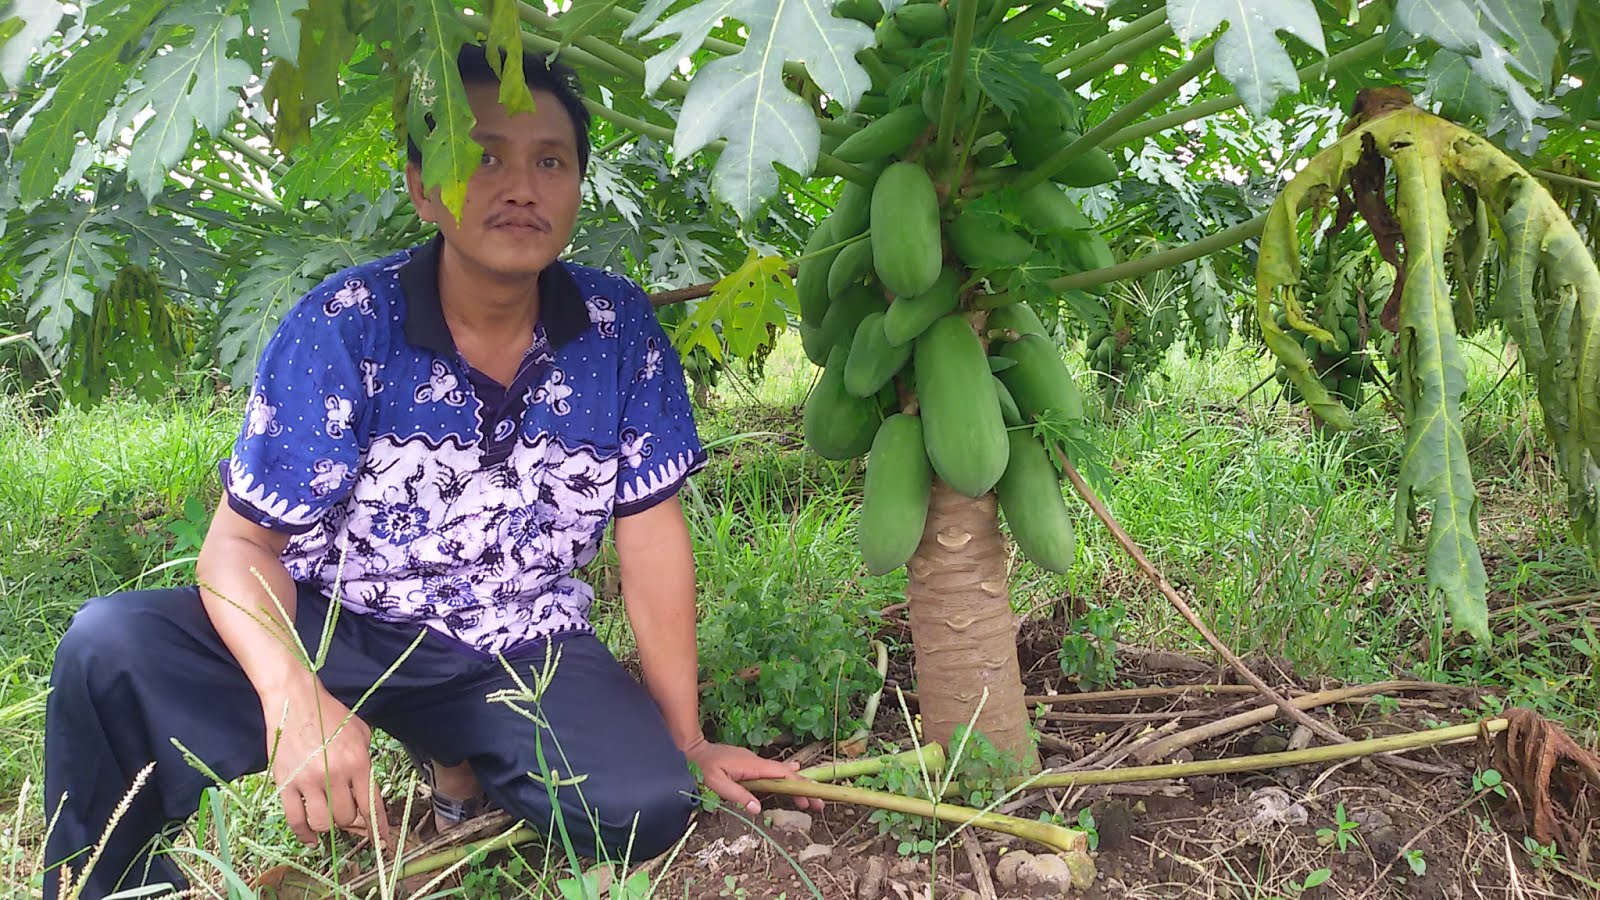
[905, 480, 1039, 769]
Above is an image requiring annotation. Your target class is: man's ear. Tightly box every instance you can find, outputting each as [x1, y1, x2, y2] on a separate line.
[405, 161, 436, 223]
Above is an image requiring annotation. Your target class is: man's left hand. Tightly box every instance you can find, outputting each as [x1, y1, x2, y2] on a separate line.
[683, 738, 825, 816]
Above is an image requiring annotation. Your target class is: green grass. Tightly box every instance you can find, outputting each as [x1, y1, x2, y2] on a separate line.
[1, 326, 1596, 896]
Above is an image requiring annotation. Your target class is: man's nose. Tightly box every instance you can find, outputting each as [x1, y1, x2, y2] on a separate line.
[501, 163, 541, 205]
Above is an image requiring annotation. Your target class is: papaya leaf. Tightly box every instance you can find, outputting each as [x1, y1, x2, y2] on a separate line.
[1443, 119, 1600, 571]
[486, 0, 537, 116]
[249, 0, 307, 63]
[626, 0, 874, 219]
[1393, 0, 1554, 127]
[1389, 138, 1488, 645]
[571, 216, 649, 273]
[125, 5, 254, 201]
[1166, 0, 1328, 118]
[277, 77, 395, 205]
[106, 196, 221, 299]
[15, 0, 165, 200]
[401, 0, 479, 218]
[216, 237, 384, 385]
[16, 202, 120, 349]
[554, 0, 628, 52]
[1426, 50, 1498, 122]
[0, 0, 65, 88]
[646, 222, 727, 288]
[669, 248, 790, 363]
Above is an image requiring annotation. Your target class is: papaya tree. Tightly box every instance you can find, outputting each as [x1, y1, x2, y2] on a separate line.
[0, 0, 1595, 770]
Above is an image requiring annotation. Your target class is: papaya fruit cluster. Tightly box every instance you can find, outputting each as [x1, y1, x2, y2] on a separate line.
[1271, 236, 1393, 412]
[795, 19, 1124, 577]
[61, 264, 193, 405]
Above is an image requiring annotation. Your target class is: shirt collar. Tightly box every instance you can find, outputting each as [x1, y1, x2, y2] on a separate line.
[398, 233, 590, 355]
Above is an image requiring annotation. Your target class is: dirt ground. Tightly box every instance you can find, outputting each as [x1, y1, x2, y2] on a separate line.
[632, 619, 1599, 900]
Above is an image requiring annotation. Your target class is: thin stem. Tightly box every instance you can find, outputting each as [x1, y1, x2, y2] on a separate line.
[1104, 35, 1386, 148]
[999, 0, 1066, 37]
[738, 779, 1088, 855]
[1059, 22, 1175, 91]
[935, 0, 981, 168]
[1053, 445, 1450, 776]
[1534, 168, 1600, 193]
[153, 199, 278, 239]
[1045, 213, 1266, 293]
[517, 1, 665, 93]
[173, 165, 285, 212]
[1000, 719, 1507, 791]
[216, 130, 288, 176]
[203, 143, 285, 208]
[1013, 43, 1215, 193]
[462, 10, 631, 80]
[1043, 7, 1167, 76]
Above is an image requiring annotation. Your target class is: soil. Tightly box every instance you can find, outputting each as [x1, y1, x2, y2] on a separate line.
[626, 617, 1599, 900]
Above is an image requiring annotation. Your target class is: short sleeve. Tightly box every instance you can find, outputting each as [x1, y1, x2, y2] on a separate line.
[219, 279, 374, 534]
[612, 284, 708, 517]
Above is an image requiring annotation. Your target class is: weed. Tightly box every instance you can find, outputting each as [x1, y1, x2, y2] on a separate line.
[697, 579, 882, 748]
[1472, 767, 1507, 799]
[1315, 802, 1361, 853]
[1283, 866, 1332, 895]
[1403, 848, 1427, 876]
[1059, 602, 1123, 689]
[1522, 836, 1565, 870]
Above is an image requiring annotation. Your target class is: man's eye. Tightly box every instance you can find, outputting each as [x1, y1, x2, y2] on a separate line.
[540, 156, 563, 169]
[480, 152, 498, 165]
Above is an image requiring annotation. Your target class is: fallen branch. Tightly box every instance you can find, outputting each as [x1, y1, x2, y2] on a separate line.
[1053, 449, 1450, 776]
[1006, 718, 1506, 791]
[1131, 680, 1429, 764]
[739, 778, 1088, 855]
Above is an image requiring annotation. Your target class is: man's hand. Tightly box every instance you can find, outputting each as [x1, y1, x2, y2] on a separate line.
[683, 737, 825, 816]
[260, 682, 391, 848]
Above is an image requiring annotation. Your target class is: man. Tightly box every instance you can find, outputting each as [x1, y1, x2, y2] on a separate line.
[43, 45, 815, 898]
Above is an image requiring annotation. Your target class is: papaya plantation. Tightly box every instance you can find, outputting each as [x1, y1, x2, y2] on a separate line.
[3, 0, 1600, 887]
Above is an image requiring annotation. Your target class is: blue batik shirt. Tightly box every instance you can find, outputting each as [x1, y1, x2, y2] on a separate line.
[220, 235, 707, 655]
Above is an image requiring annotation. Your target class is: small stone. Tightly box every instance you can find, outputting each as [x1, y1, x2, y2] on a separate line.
[859, 856, 888, 900]
[1251, 733, 1290, 755]
[995, 850, 1035, 888]
[1060, 850, 1097, 890]
[764, 809, 813, 835]
[798, 843, 833, 864]
[1352, 807, 1394, 831]
[1044, 754, 1073, 770]
[890, 857, 920, 877]
[1016, 852, 1075, 890]
[955, 891, 982, 900]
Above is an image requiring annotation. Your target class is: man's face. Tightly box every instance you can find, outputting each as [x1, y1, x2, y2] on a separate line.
[407, 82, 584, 281]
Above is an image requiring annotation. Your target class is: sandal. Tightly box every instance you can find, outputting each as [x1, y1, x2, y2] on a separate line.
[402, 743, 496, 828]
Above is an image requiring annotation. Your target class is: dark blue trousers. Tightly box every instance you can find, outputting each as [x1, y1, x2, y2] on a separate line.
[42, 585, 697, 899]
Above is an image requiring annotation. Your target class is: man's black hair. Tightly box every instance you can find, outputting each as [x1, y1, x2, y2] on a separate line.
[406, 44, 592, 177]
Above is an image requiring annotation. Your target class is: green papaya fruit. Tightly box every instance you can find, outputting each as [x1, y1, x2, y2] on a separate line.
[831, 104, 929, 164]
[804, 342, 882, 460]
[870, 161, 943, 298]
[914, 315, 1010, 497]
[882, 267, 961, 347]
[996, 430, 1076, 573]
[844, 311, 913, 397]
[859, 413, 933, 575]
[996, 333, 1084, 422]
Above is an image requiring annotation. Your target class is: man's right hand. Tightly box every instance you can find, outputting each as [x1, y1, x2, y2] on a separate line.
[260, 682, 391, 848]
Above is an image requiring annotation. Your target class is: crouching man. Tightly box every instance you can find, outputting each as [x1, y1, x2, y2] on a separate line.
[42, 44, 814, 898]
